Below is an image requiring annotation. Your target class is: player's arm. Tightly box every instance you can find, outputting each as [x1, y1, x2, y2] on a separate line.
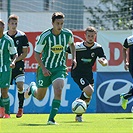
[123, 38, 129, 70]
[97, 47, 108, 66]
[34, 52, 51, 76]
[69, 42, 77, 69]
[9, 40, 18, 68]
[10, 53, 18, 68]
[123, 47, 129, 70]
[98, 57, 108, 66]
[15, 47, 28, 62]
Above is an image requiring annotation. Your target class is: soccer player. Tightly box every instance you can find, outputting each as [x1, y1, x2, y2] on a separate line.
[5, 14, 29, 118]
[0, 19, 17, 118]
[24, 12, 77, 125]
[67, 26, 108, 122]
[120, 35, 133, 110]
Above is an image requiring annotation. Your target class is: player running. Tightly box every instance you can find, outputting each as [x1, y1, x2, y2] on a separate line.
[0, 19, 17, 118]
[67, 26, 108, 122]
[5, 14, 29, 118]
[24, 12, 77, 125]
[120, 35, 133, 109]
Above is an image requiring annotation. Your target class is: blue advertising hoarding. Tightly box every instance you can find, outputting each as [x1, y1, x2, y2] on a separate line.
[7, 72, 133, 113]
[96, 72, 133, 113]
[9, 72, 96, 114]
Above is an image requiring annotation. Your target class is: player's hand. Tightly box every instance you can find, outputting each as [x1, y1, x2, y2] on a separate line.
[72, 59, 77, 69]
[10, 62, 15, 68]
[124, 62, 129, 70]
[98, 58, 108, 66]
[42, 67, 52, 76]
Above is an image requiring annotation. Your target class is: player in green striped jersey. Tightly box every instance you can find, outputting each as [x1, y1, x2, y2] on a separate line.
[25, 12, 77, 124]
[0, 19, 17, 118]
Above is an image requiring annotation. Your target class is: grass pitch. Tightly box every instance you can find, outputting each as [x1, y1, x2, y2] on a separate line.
[0, 113, 133, 133]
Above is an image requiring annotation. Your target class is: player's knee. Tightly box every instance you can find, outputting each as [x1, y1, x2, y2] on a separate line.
[36, 95, 44, 100]
[17, 84, 23, 92]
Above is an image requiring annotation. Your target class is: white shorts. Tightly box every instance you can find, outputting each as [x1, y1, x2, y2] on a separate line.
[16, 75, 25, 83]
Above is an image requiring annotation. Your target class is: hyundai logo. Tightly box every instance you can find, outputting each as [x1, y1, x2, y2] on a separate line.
[97, 79, 133, 106]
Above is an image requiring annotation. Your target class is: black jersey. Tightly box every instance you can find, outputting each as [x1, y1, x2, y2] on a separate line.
[5, 30, 29, 67]
[5, 30, 29, 83]
[67, 42, 106, 77]
[123, 35, 133, 77]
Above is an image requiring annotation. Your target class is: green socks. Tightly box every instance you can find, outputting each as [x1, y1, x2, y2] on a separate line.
[2, 97, 10, 114]
[0, 97, 4, 107]
[31, 85, 38, 97]
[48, 99, 61, 121]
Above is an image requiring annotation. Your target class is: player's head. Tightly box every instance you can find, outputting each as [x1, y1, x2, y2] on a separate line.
[8, 14, 19, 31]
[52, 12, 65, 34]
[52, 12, 65, 23]
[0, 19, 5, 33]
[0, 19, 5, 26]
[85, 26, 97, 44]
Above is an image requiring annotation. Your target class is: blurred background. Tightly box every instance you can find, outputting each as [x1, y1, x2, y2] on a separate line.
[0, 0, 133, 31]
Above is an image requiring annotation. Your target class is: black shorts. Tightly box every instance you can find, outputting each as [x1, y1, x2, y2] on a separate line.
[10, 61, 25, 85]
[129, 66, 133, 78]
[72, 75, 94, 91]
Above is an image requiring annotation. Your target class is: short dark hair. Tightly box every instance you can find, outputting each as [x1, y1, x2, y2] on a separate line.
[52, 12, 65, 23]
[8, 14, 19, 23]
[0, 19, 5, 26]
[85, 26, 97, 34]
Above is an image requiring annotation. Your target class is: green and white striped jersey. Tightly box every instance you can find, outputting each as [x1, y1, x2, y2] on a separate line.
[0, 35, 17, 72]
[35, 28, 74, 69]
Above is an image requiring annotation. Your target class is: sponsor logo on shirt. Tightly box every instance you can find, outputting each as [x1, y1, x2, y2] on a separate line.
[51, 45, 63, 54]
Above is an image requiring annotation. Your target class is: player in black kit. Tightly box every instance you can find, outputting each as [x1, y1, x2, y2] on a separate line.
[120, 35, 133, 110]
[5, 14, 29, 118]
[67, 26, 108, 122]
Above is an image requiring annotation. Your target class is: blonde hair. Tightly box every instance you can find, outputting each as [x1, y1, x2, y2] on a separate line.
[85, 26, 97, 34]
[8, 14, 19, 23]
[0, 19, 5, 26]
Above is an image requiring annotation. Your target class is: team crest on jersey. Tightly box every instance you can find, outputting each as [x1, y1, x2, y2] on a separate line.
[16, 40, 19, 45]
[91, 52, 95, 57]
[51, 45, 63, 54]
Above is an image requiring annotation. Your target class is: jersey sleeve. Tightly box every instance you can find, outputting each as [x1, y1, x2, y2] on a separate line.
[68, 30, 74, 45]
[123, 38, 128, 49]
[66, 46, 71, 53]
[22, 35, 29, 48]
[8, 38, 17, 55]
[98, 47, 106, 58]
[123, 36, 133, 49]
[34, 34, 46, 53]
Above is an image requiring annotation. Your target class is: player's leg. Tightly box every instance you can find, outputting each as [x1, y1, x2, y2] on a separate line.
[80, 84, 94, 104]
[24, 67, 49, 100]
[73, 76, 94, 122]
[47, 78, 64, 125]
[0, 73, 5, 118]
[120, 70, 133, 109]
[16, 76, 25, 118]
[120, 86, 133, 109]
[47, 69, 66, 125]
[1, 71, 11, 118]
[0, 95, 5, 118]
[24, 82, 48, 100]
[1, 88, 10, 118]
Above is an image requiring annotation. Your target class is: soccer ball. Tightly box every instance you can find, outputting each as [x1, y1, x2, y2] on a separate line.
[72, 99, 87, 114]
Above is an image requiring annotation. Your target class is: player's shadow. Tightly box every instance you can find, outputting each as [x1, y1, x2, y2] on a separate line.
[63, 121, 91, 124]
[114, 117, 133, 119]
[19, 123, 49, 126]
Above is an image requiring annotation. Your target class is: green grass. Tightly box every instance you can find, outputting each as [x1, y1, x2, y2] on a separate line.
[0, 113, 133, 133]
